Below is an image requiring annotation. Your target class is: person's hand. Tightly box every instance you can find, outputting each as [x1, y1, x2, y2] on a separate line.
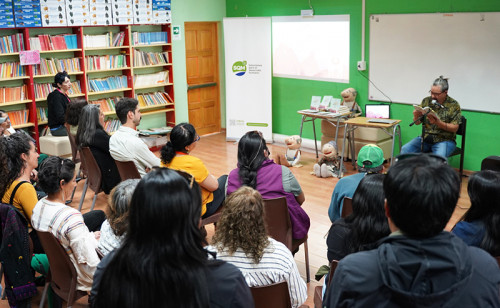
[30, 169, 38, 181]
[413, 109, 422, 117]
[145, 167, 152, 173]
[94, 231, 101, 240]
[427, 112, 439, 124]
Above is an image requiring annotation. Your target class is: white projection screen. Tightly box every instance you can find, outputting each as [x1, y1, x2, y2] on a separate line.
[272, 15, 350, 83]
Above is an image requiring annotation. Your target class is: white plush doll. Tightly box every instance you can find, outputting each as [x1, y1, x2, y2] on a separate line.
[275, 135, 302, 167]
[341, 88, 362, 116]
[313, 141, 341, 178]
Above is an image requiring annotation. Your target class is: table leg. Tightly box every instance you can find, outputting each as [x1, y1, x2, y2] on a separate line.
[390, 123, 402, 165]
[339, 123, 349, 178]
[299, 115, 306, 138]
[312, 118, 318, 159]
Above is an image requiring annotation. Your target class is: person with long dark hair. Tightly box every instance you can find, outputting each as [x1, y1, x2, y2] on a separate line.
[327, 174, 390, 262]
[90, 168, 253, 307]
[31, 157, 102, 292]
[47, 71, 71, 136]
[65, 98, 88, 136]
[226, 131, 310, 247]
[160, 123, 226, 218]
[453, 170, 500, 255]
[211, 186, 307, 308]
[76, 104, 120, 194]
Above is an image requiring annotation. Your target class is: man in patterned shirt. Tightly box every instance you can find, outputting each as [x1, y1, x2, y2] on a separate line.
[401, 76, 462, 158]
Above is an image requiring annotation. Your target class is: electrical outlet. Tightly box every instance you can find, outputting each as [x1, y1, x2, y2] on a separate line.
[357, 61, 366, 71]
[301, 9, 314, 17]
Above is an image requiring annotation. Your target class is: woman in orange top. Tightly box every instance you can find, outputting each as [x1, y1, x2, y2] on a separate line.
[160, 123, 226, 217]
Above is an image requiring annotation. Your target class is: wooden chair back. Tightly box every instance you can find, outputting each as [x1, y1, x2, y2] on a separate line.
[80, 147, 102, 194]
[262, 197, 293, 250]
[114, 160, 141, 180]
[64, 123, 80, 165]
[251, 281, 292, 308]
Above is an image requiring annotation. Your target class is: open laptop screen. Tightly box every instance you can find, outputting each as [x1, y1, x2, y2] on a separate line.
[365, 104, 390, 119]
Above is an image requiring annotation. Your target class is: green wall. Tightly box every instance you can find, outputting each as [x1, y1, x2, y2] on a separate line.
[225, 0, 500, 171]
[170, 0, 226, 124]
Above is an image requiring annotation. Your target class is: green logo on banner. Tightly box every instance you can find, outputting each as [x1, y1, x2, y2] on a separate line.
[232, 61, 247, 76]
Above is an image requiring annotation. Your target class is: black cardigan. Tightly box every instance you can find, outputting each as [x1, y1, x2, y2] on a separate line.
[47, 89, 69, 129]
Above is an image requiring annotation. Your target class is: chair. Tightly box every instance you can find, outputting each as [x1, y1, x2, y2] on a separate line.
[263, 197, 310, 282]
[64, 123, 83, 203]
[38, 231, 87, 308]
[114, 160, 141, 180]
[449, 115, 466, 178]
[341, 197, 353, 218]
[201, 204, 224, 227]
[78, 147, 103, 212]
[481, 156, 500, 172]
[250, 281, 309, 308]
[313, 260, 339, 308]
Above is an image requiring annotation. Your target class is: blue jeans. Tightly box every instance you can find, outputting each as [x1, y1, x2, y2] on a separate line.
[401, 136, 456, 158]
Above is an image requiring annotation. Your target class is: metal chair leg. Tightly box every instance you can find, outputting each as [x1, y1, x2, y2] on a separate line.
[77, 179, 88, 212]
[39, 282, 50, 308]
[90, 194, 97, 212]
[304, 240, 310, 283]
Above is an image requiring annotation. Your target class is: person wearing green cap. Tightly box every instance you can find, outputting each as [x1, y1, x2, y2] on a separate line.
[328, 144, 385, 222]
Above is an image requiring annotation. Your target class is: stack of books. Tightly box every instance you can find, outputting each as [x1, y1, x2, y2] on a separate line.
[33, 57, 81, 75]
[83, 31, 125, 48]
[89, 96, 120, 113]
[0, 33, 25, 53]
[28, 34, 78, 51]
[34, 80, 82, 99]
[85, 54, 126, 70]
[0, 61, 25, 78]
[134, 71, 168, 87]
[104, 118, 121, 133]
[7, 109, 29, 125]
[0, 84, 27, 103]
[135, 91, 173, 107]
[132, 31, 168, 45]
[133, 49, 169, 66]
[37, 107, 48, 122]
[87, 75, 128, 92]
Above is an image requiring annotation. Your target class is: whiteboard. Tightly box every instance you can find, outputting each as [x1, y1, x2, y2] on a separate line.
[368, 12, 500, 113]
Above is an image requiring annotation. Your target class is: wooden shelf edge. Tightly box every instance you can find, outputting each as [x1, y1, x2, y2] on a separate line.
[87, 88, 132, 96]
[133, 63, 171, 69]
[132, 43, 171, 48]
[0, 76, 29, 81]
[0, 52, 20, 56]
[139, 103, 174, 111]
[0, 100, 32, 106]
[39, 49, 82, 54]
[134, 83, 173, 90]
[142, 108, 174, 116]
[34, 72, 83, 78]
[13, 122, 35, 129]
[84, 46, 130, 51]
[38, 120, 48, 125]
[86, 67, 130, 73]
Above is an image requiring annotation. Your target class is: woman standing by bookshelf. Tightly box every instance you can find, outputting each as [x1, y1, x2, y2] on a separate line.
[47, 71, 71, 136]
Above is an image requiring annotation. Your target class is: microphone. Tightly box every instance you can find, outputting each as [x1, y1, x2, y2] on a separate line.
[431, 99, 444, 109]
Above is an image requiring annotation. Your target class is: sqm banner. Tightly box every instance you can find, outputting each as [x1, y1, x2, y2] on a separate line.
[223, 17, 272, 142]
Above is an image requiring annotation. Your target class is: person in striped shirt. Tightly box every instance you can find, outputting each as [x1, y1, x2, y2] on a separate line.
[211, 186, 308, 308]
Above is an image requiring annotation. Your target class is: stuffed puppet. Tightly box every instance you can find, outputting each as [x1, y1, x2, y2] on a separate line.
[275, 135, 302, 167]
[341, 88, 362, 116]
[313, 141, 341, 178]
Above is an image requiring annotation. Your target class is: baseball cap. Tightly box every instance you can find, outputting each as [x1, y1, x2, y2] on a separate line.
[357, 144, 384, 169]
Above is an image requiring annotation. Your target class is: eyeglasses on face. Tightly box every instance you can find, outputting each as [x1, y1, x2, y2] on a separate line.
[429, 90, 445, 96]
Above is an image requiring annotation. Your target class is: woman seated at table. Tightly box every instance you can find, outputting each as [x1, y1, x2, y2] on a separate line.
[160, 123, 226, 218]
[76, 104, 120, 194]
[211, 186, 307, 308]
[226, 131, 310, 248]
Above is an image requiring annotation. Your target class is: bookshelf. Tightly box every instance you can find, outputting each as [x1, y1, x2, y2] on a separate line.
[0, 24, 174, 145]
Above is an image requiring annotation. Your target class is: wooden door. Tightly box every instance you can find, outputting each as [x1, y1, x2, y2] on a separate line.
[185, 22, 221, 135]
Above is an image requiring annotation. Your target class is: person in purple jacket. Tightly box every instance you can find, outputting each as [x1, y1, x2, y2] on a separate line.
[226, 131, 310, 250]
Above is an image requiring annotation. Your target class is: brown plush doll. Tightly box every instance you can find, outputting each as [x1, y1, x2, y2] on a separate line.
[313, 141, 341, 178]
[274, 135, 302, 167]
[341, 88, 362, 117]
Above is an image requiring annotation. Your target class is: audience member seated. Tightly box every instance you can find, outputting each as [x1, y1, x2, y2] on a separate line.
[0, 110, 15, 136]
[211, 186, 307, 308]
[65, 98, 88, 136]
[109, 98, 160, 177]
[90, 168, 253, 307]
[328, 144, 385, 223]
[76, 104, 121, 194]
[452, 170, 500, 255]
[47, 71, 71, 136]
[98, 179, 139, 256]
[327, 174, 389, 262]
[31, 157, 104, 292]
[226, 131, 310, 245]
[160, 123, 226, 218]
[1, 132, 43, 252]
[323, 154, 500, 307]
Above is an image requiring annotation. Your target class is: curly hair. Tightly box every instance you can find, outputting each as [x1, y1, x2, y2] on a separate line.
[38, 156, 75, 195]
[65, 98, 88, 126]
[212, 186, 270, 263]
[0, 132, 33, 192]
[106, 179, 139, 236]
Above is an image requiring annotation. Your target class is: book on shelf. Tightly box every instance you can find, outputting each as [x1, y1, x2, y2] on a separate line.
[85, 54, 126, 70]
[133, 49, 169, 66]
[135, 91, 173, 107]
[0, 61, 25, 78]
[29, 34, 78, 51]
[132, 31, 168, 45]
[33, 57, 81, 75]
[83, 31, 125, 48]
[87, 75, 127, 92]
[104, 118, 121, 133]
[0, 84, 27, 103]
[34, 80, 82, 99]
[37, 107, 48, 122]
[134, 71, 169, 87]
[7, 109, 29, 126]
[90, 96, 120, 113]
[0, 33, 25, 53]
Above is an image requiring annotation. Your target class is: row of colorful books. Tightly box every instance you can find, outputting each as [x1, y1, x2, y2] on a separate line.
[87, 75, 128, 92]
[34, 80, 82, 99]
[136, 91, 173, 107]
[133, 49, 169, 67]
[131, 31, 168, 45]
[0, 84, 27, 103]
[7, 109, 29, 126]
[83, 32, 125, 48]
[37, 107, 48, 122]
[85, 54, 127, 70]
[33, 57, 81, 76]
[89, 96, 120, 113]
[104, 118, 121, 133]
[0, 33, 25, 53]
[0, 61, 25, 78]
[28, 34, 78, 51]
[134, 71, 169, 87]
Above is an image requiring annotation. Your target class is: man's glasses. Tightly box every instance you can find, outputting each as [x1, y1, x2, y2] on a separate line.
[429, 90, 445, 96]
